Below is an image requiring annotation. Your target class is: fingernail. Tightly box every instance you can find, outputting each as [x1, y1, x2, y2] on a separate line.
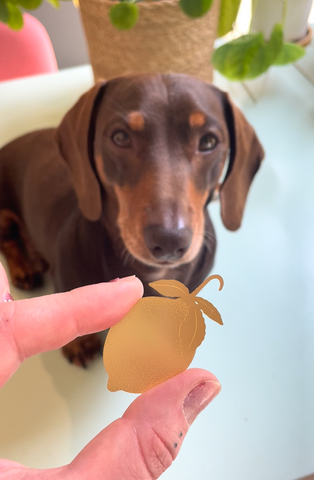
[3, 292, 14, 302]
[108, 276, 136, 283]
[183, 380, 221, 426]
[118, 275, 136, 283]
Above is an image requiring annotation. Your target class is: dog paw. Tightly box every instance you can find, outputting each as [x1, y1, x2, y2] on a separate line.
[62, 334, 103, 368]
[12, 267, 44, 290]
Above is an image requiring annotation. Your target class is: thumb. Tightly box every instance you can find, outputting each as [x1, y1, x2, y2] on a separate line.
[69, 368, 220, 480]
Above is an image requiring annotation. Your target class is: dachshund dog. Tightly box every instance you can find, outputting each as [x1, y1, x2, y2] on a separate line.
[0, 73, 264, 366]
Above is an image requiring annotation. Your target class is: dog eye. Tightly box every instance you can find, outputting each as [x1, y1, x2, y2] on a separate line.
[199, 133, 218, 152]
[111, 130, 132, 148]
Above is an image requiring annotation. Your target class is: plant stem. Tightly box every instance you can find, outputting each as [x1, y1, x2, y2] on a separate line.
[191, 274, 224, 297]
[250, 0, 259, 32]
[281, 0, 288, 27]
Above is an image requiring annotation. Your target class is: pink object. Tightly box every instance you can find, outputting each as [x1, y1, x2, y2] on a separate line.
[0, 13, 58, 82]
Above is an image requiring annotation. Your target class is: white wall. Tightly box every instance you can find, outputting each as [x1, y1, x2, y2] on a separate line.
[30, 1, 89, 69]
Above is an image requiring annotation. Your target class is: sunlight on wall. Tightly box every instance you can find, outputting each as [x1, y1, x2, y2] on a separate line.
[310, 1, 314, 21]
[236, 0, 314, 33]
[236, 0, 251, 33]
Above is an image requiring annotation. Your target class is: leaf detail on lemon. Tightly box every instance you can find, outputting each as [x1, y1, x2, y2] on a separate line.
[195, 297, 223, 325]
[103, 274, 224, 394]
[178, 304, 206, 355]
[148, 279, 190, 298]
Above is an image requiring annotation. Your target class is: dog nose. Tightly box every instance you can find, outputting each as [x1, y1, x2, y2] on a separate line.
[144, 225, 192, 261]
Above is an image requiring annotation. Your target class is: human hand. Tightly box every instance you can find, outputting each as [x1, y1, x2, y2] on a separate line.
[0, 263, 221, 479]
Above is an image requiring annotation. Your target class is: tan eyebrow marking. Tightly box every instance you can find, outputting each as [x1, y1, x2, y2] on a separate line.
[127, 111, 145, 132]
[189, 112, 206, 128]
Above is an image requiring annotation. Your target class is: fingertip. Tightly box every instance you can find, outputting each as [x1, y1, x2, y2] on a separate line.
[114, 275, 144, 293]
[158, 368, 220, 397]
[67, 276, 144, 334]
[128, 276, 144, 297]
[174, 369, 221, 425]
[183, 377, 221, 426]
[101, 276, 144, 301]
[121, 368, 220, 477]
[71, 276, 143, 304]
[0, 262, 11, 301]
[181, 367, 219, 383]
[0, 262, 6, 280]
[124, 368, 220, 423]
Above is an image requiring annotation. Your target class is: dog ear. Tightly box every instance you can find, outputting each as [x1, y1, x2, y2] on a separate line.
[55, 82, 107, 221]
[219, 93, 265, 231]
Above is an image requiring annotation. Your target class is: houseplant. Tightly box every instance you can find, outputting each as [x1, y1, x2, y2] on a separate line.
[0, 0, 245, 80]
[77, 0, 222, 81]
[0, 0, 232, 81]
[0, 0, 310, 82]
[212, 0, 310, 81]
[0, 0, 240, 32]
[103, 0, 310, 81]
[0, 0, 64, 30]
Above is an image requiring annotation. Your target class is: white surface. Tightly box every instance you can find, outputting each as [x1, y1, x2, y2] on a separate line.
[0, 61, 314, 480]
[250, 0, 313, 42]
[236, 0, 314, 33]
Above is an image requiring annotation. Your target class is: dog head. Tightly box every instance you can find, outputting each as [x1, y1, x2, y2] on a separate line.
[55, 74, 264, 268]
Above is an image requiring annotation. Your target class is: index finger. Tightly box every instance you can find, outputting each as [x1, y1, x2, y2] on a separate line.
[0, 275, 143, 387]
[0, 262, 11, 300]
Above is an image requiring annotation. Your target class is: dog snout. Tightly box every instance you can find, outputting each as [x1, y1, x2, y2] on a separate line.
[144, 225, 192, 261]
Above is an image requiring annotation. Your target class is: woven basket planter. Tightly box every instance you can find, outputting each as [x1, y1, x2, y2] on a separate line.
[79, 0, 220, 82]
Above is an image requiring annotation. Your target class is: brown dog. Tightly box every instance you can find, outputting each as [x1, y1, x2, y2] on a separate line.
[0, 73, 264, 366]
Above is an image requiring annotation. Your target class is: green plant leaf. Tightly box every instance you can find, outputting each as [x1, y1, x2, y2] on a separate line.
[149, 280, 189, 298]
[179, 0, 213, 19]
[251, 0, 259, 13]
[212, 24, 284, 81]
[0, 0, 9, 23]
[273, 43, 305, 65]
[212, 32, 264, 80]
[18, 0, 42, 8]
[218, 0, 241, 37]
[46, 0, 60, 8]
[109, 2, 139, 30]
[247, 23, 283, 77]
[7, 3, 23, 30]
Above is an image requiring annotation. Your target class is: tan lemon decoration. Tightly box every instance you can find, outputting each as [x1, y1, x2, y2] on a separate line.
[103, 274, 224, 394]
